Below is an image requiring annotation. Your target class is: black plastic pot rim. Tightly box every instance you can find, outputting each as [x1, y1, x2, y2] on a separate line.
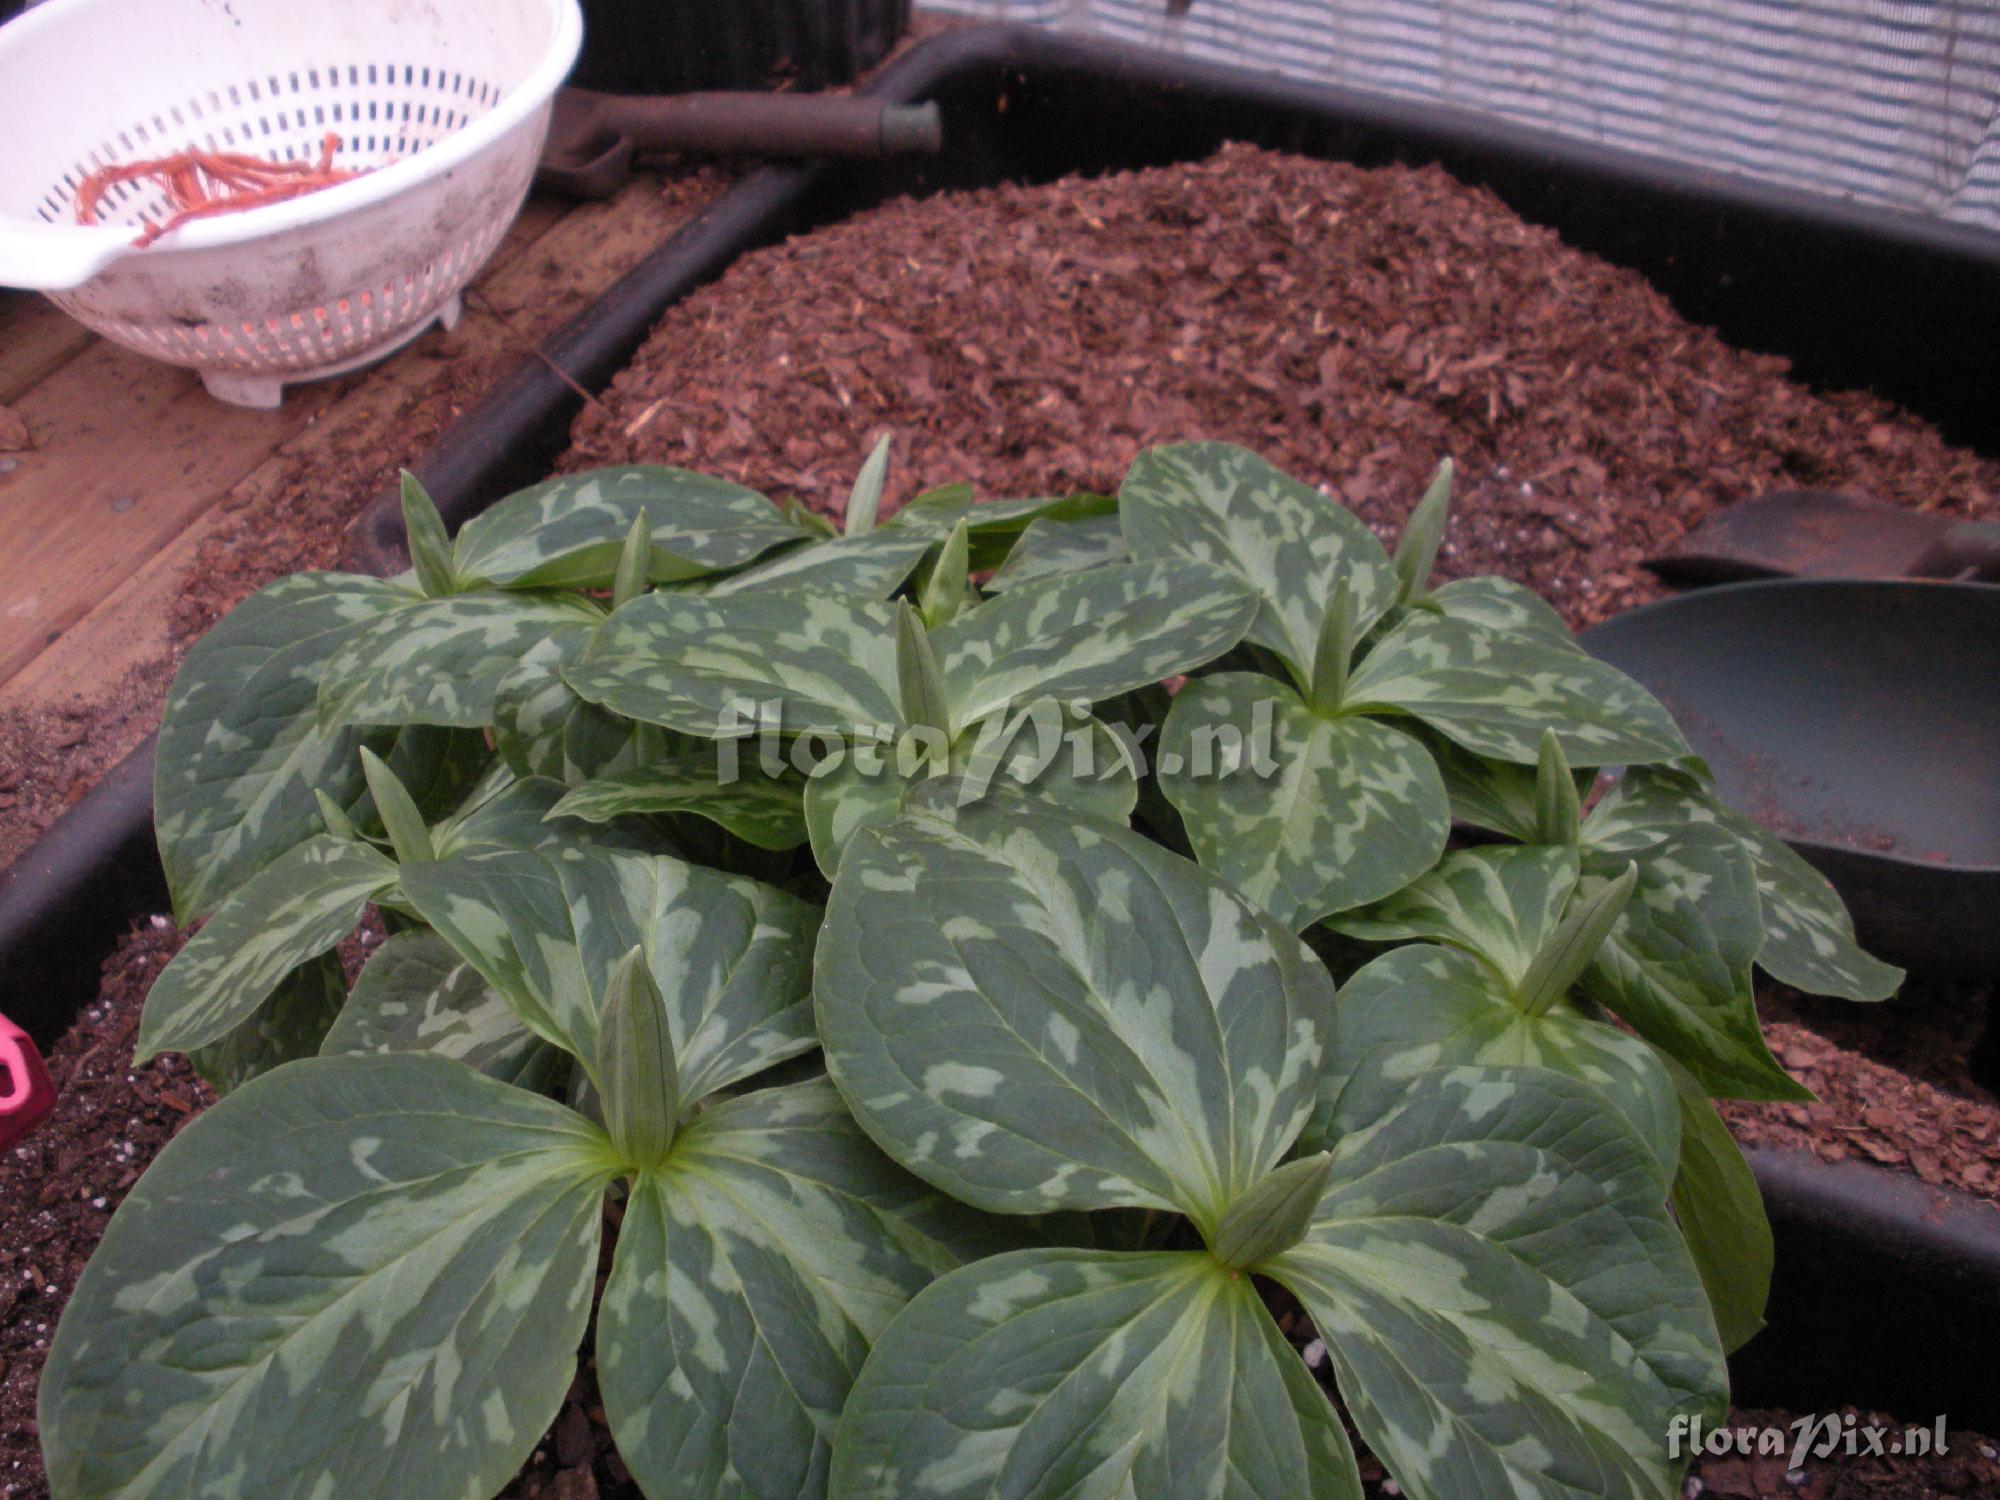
[2, 18, 1998, 1427]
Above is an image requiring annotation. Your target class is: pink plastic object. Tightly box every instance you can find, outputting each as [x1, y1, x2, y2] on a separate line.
[0, 1012, 55, 1150]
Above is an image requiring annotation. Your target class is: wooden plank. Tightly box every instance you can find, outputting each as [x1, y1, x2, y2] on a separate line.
[0, 293, 96, 404]
[0, 351, 322, 683]
[1, 177, 705, 717]
[0, 193, 584, 687]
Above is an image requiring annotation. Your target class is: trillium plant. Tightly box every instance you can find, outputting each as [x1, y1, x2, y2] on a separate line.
[41, 440, 1899, 1499]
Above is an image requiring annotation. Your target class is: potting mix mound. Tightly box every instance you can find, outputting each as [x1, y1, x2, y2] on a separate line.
[566, 142, 2000, 629]
[5, 142, 2000, 1499]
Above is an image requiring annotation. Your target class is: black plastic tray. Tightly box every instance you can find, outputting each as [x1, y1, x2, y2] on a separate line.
[5, 21, 1997, 1429]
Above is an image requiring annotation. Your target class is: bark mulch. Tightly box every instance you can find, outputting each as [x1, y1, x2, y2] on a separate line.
[565, 141, 2000, 631]
[1725, 1017, 2000, 1199]
[1724, 977, 2000, 1201]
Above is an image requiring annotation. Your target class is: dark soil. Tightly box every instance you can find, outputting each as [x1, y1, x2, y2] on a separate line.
[0, 925, 198, 1500]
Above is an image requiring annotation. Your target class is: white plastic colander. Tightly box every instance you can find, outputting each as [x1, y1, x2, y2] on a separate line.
[0, 0, 581, 408]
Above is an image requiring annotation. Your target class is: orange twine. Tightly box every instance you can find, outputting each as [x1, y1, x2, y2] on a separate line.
[73, 132, 364, 248]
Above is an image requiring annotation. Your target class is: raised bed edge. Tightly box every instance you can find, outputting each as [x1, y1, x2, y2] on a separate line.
[1, 19, 1996, 1430]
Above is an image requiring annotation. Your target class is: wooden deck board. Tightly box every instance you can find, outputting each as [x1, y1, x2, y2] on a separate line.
[0, 296, 95, 403]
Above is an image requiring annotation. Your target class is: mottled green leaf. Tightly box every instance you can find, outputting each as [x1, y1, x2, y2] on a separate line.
[1424, 734, 1548, 842]
[929, 491, 1048, 526]
[918, 518, 973, 627]
[897, 600, 952, 734]
[1725, 813, 1902, 1001]
[934, 560, 1257, 730]
[1391, 459, 1453, 606]
[883, 481, 977, 530]
[1582, 767, 1747, 864]
[802, 709, 1138, 877]
[558, 847, 820, 1100]
[1586, 768, 1901, 1001]
[1347, 610, 1687, 766]
[1423, 575, 1577, 643]
[875, 489, 1106, 576]
[361, 745, 435, 864]
[491, 630, 644, 784]
[1332, 845, 1581, 988]
[702, 526, 940, 600]
[816, 798, 1335, 1230]
[138, 835, 398, 1062]
[612, 511, 652, 610]
[831, 1250, 1361, 1500]
[397, 848, 596, 1060]
[323, 927, 562, 1088]
[402, 846, 818, 1101]
[572, 590, 902, 738]
[947, 490, 1115, 561]
[952, 707, 1139, 828]
[1578, 830, 1807, 1102]
[1518, 861, 1639, 1020]
[1670, 1074, 1771, 1354]
[552, 756, 809, 851]
[318, 591, 602, 730]
[1590, 821, 1765, 989]
[452, 466, 799, 589]
[599, 946, 681, 1169]
[1313, 943, 1681, 1175]
[1158, 673, 1449, 929]
[987, 510, 1128, 590]
[39, 1055, 614, 1500]
[1120, 442, 1398, 682]
[154, 571, 413, 921]
[492, 635, 587, 779]
[604, 1080, 1004, 1500]
[843, 435, 893, 536]
[801, 736, 911, 880]
[400, 470, 459, 597]
[188, 952, 347, 1097]
[1210, 1151, 1335, 1269]
[1272, 1064, 1726, 1500]
[431, 765, 642, 858]
[1526, 738, 1581, 853]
